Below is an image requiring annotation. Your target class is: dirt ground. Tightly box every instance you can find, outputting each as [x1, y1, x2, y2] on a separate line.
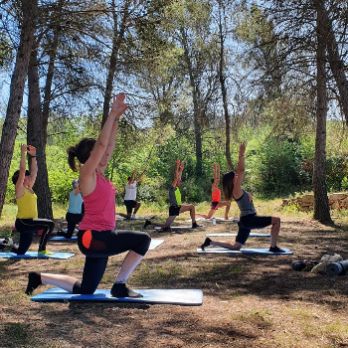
[1, 215, 348, 348]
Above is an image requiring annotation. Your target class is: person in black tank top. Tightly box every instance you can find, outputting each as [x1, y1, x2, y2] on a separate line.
[200, 143, 284, 253]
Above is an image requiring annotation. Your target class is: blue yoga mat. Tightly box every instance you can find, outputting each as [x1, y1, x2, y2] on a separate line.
[31, 287, 203, 305]
[50, 235, 77, 242]
[197, 247, 293, 255]
[0, 251, 75, 259]
[206, 232, 271, 238]
[49, 236, 163, 250]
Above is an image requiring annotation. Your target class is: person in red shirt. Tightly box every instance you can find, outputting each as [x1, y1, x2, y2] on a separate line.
[198, 163, 231, 220]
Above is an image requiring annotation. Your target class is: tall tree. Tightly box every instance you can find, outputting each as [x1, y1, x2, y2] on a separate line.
[321, 3, 348, 125]
[102, 0, 130, 125]
[27, 44, 53, 218]
[312, 0, 332, 224]
[0, 0, 37, 218]
[217, 1, 233, 169]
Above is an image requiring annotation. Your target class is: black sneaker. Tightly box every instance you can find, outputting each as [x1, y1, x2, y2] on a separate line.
[200, 237, 211, 251]
[143, 220, 152, 229]
[25, 272, 42, 295]
[192, 222, 200, 229]
[269, 246, 285, 253]
[110, 283, 142, 298]
[159, 226, 172, 233]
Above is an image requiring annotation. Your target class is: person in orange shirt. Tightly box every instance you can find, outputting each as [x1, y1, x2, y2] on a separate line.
[198, 163, 231, 220]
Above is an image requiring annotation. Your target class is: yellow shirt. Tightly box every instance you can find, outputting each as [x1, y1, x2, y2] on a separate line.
[16, 188, 38, 219]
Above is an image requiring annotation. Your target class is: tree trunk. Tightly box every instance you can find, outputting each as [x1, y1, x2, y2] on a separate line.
[218, 5, 233, 170]
[102, 0, 129, 126]
[312, 0, 333, 225]
[180, 28, 203, 177]
[27, 46, 53, 219]
[0, 0, 37, 218]
[192, 96, 203, 177]
[42, 1, 64, 146]
[321, 6, 348, 125]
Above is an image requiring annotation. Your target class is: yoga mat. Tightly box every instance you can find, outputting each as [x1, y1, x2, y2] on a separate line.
[49, 236, 163, 250]
[0, 251, 75, 259]
[206, 232, 271, 238]
[149, 239, 163, 250]
[197, 247, 293, 255]
[188, 217, 238, 223]
[154, 225, 195, 232]
[50, 235, 77, 242]
[32, 287, 203, 305]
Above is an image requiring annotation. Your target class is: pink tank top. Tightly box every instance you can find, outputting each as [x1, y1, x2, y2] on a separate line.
[79, 172, 116, 231]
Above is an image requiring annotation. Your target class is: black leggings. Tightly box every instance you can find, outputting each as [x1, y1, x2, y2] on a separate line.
[65, 212, 83, 238]
[236, 214, 272, 244]
[14, 218, 55, 254]
[73, 230, 151, 294]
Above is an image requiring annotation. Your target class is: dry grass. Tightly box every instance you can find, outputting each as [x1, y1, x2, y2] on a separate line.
[1, 201, 348, 348]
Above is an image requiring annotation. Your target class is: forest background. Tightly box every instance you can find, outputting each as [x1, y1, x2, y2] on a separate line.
[0, 0, 347, 222]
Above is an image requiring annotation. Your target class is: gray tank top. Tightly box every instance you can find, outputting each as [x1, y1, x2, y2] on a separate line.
[234, 190, 256, 217]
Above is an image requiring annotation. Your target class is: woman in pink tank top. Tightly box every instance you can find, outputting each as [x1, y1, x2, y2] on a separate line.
[26, 94, 151, 298]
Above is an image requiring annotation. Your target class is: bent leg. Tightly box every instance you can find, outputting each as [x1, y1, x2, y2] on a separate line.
[180, 204, 196, 223]
[133, 202, 141, 215]
[270, 217, 281, 248]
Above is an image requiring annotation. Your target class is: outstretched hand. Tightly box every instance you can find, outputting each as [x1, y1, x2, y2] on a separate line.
[110, 93, 128, 119]
[27, 145, 37, 157]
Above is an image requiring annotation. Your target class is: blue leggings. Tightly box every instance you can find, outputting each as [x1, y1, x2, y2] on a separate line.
[73, 230, 151, 294]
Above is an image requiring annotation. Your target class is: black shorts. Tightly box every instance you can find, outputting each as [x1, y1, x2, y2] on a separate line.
[211, 201, 219, 210]
[124, 200, 137, 209]
[236, 214, 272, 244]
[169, 205, 181, 216]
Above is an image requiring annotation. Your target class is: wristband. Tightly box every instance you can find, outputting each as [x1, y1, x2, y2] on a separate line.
[29, 155, 37, 158]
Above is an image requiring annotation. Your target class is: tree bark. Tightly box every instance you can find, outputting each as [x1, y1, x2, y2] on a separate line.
[0, 0, 37, 218]
[312, 0, 333, 225]
[218, 4, 233, 170]
[180, 28, 203, 177]
[42, 1, 64, 146]
[321, 5, 348, 125]
[27, 45, 53, 219]
[102, 0, 129, 126]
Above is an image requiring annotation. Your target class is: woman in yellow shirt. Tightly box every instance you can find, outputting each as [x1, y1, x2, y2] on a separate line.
[10, 144, 54, 255]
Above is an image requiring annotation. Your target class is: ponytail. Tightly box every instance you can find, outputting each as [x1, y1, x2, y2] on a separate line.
[67, 146, 78, 171]
[222, 171, 235, 200]
[67, 138, 96, 172]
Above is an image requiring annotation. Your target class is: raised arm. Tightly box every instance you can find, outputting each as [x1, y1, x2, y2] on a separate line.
[27, 145, 37, 189]
[213, 163, 220, 185]
[15, 144, 28, 195]
[232, 143, 246, 198]
[171, 160, 182, 187]
[81, 94, 127, 177]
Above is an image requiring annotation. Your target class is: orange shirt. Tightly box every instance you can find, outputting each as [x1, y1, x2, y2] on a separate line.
[211, 187, 221, 202]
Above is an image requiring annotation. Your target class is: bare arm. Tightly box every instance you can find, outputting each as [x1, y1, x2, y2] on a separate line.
[81, 94, 127, 178]
[232, 143, 246, 198]
[171, 160, 181, 187]
[15, 144, 28, 196]
[98, 119, 119, 173]
[27, 145, 37, 189]
[213, 163, 220, 185]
